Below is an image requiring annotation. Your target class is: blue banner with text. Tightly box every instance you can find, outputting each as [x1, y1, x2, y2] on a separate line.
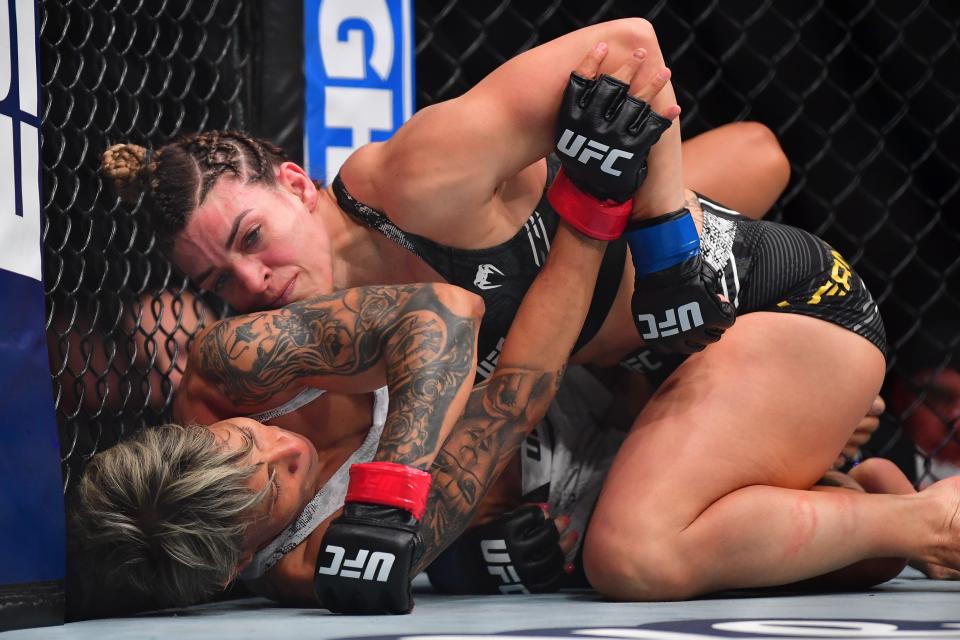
[0, 0, 65, 586]
[305, 0, 414, 185]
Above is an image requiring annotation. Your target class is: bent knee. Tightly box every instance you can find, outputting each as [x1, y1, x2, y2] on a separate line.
[734, 121, 791, 215]
[741, 122, 790, 185]
[582, 529, 698, 601]
[606, 18, 658, 53]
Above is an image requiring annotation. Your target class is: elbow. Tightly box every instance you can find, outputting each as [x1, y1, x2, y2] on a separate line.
[436, 283, 485, 326]
[433, 284, 484, 370]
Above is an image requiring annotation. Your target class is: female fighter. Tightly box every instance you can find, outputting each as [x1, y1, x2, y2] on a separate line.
[96, 18, 960, 605]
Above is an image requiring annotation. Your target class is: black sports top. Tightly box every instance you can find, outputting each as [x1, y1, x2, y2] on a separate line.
[332, 156, 627, 381]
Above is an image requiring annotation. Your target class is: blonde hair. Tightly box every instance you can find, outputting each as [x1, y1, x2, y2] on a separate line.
[100, 131, 287, 253]
[72, 423, 270, 607]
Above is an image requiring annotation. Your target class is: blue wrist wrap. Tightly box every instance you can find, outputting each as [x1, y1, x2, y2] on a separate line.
[624, 209, 701, 275]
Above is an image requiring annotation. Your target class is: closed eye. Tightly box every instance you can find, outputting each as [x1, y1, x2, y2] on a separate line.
[270, 470, 280, 516]
[213, 271, 230, 293]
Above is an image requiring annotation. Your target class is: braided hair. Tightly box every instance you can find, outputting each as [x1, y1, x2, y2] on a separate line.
[101, 131, 287, 253]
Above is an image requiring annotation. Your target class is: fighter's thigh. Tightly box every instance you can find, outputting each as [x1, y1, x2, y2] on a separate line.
[587, 311, 885, 538]
[681, 122, 790, 219]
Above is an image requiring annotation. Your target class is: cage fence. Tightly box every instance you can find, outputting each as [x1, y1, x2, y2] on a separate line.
[40, 0, 960, 492]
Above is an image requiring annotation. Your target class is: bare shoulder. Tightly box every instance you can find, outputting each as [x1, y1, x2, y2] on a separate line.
[339, 142, 387, 207]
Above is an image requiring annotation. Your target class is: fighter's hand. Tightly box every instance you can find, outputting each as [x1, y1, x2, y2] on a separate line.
[834, 395, 885, 469]
[571, 43, 681, 122]
[313, 463, 430, 614]
[628, 232, 736, 355]
[425, 504, 578, 595]
[547, 43, 680, 240]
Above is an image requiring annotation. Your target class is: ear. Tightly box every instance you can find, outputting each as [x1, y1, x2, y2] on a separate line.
[276, 161, 318, 212]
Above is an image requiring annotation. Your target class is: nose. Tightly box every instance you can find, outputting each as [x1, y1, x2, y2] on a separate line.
[234, 258, 270, 299]
[265, 428, 301, 475]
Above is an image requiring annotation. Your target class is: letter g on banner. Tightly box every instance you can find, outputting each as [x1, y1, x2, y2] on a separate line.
[305, 0, 414, 185]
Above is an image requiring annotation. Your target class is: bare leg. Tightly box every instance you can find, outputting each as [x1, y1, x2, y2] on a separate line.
[580, 313, 955, 600]
[850, 459, 960, 580]
[681, 122, 790, 219]
[786, 460, 912, 590]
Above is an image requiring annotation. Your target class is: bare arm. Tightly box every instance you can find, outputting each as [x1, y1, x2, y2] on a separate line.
[410, 47, 685, 570]
[177, 283, 482, 470]
[415, 224, 607, 570]
[346, 18, 682, 235]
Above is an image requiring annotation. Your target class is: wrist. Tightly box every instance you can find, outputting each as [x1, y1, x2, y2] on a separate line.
[547, 168, 632, 240]
[346, 462, 432, 521]
[624, 208, 700, 275]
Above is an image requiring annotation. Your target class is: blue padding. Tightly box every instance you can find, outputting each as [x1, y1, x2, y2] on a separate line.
[624, 210, 701, 274]
[0, 272, 65, 585]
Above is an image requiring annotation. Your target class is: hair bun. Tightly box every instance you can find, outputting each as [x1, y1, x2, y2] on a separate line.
[101, 143, 152, 204]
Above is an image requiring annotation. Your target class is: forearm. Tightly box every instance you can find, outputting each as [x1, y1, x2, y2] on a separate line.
[416, 366, 560, 572]
[373, 285, 482, 470]
[500, 224, 605, 378]
[416, 224, 606, 569]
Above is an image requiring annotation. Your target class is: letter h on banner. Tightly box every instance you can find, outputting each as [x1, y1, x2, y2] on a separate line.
[305, 0, 414, 185]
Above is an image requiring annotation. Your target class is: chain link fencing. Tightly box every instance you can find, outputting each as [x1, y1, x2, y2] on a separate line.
[41, 0, 243, 492]
[41, 0, 960, 494]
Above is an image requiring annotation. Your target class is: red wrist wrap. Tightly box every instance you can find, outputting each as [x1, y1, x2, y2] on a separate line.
[345, 462, 432, 521]
[546, 168, 633, 240]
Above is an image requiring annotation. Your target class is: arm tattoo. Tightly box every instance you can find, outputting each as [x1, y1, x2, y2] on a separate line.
[415, 364, 563, 571]
[375, 310, 478, 467]
[195, 284, 477, 468]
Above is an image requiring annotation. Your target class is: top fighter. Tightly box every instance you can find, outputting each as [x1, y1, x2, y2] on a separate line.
[90, 18, 960, 609]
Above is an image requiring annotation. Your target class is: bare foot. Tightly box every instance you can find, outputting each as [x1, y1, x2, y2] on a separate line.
[909, 559, 960, 580]
[917, 476, 960, 571]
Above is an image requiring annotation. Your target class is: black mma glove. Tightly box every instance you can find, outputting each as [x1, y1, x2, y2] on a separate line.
[547, 73, 672, 240]
[626, 209, 735, 354]
[314, 462, 431, 614]
[426, 504, 565, 595]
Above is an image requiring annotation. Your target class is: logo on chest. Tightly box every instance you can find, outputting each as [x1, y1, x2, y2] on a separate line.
[474, 263, 505, 290]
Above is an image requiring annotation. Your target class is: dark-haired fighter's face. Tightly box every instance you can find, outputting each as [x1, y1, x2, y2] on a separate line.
[172, 175, 332, 312]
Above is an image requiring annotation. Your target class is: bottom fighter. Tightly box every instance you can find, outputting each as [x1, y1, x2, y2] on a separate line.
[69, 184, 621, 614]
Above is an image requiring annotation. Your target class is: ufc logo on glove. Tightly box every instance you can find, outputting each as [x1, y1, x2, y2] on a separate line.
[481, 539, 530, 594]
[636, 302, 704, 339]
[316, 544, 396, 582]
[557, 129, 634, 177]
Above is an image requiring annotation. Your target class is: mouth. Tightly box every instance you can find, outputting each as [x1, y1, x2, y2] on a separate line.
[270, 275, 297, 308]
